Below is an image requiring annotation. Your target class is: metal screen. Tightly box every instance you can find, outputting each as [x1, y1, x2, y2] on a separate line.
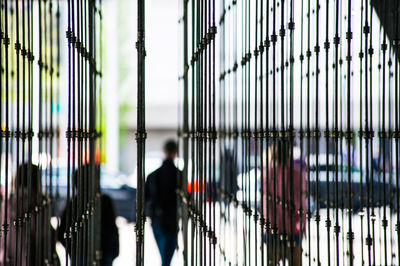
[178, 0, 400, 265]
[0, 0, 103, 265]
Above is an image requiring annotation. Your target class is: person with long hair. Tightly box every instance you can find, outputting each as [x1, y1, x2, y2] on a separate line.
[263, 141, 306, 266]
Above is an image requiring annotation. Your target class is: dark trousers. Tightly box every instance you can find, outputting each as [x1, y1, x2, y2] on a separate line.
[151, 225, 177, 266]
[100, 255, 115, 266]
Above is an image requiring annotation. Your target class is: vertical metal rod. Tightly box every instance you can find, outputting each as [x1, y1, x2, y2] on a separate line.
[346, 0, 354, 264]
[135, 0, 146, 264]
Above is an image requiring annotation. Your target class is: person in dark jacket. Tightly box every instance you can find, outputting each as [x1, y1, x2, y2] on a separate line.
[58, 165, 119, 266]
[145, 140, 181, 266]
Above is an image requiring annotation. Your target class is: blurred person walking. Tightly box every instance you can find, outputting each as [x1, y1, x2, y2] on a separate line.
[263, 141, 307, 266]
[0, 163, 60, 265]
[58, 165, 119, 266]
[145, 140, 181, 266]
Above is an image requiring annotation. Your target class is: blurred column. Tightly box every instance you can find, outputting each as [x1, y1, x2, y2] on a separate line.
[103, 0, 119, 171]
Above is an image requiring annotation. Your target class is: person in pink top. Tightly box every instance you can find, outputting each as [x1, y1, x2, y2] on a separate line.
[263, 141, 306, 266]
[0, 163, 60, 265]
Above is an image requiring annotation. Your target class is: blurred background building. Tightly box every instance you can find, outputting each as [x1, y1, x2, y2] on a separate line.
[101, 0, 180, 176]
